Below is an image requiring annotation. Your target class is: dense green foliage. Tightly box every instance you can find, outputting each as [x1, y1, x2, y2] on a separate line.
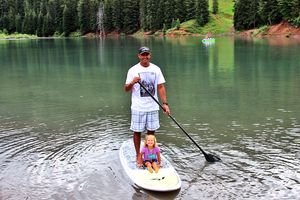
[234, 0, 300, 30]
[0, 0, 299, 36]
[0, 0, 210, 36]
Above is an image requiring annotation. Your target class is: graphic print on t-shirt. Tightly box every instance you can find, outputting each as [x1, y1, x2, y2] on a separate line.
[148, 153, 157, 160]
[139, 72, 156, 97]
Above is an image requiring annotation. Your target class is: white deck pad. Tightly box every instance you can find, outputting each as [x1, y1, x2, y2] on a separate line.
[119, 139, 181, 192]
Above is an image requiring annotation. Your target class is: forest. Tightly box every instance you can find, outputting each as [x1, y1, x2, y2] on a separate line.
[0, 0, 299, 37]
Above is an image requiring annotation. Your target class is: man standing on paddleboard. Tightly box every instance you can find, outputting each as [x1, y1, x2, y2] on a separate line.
[124, 46, 170, 167]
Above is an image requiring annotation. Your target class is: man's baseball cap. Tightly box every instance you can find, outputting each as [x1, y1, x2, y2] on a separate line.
[139, 46, 150, 54]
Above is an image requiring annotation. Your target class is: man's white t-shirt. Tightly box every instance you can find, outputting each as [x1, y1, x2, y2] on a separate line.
[125, 63, 166, 112]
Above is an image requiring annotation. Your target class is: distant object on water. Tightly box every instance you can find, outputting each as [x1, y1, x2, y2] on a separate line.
[202, 38, 215, 45]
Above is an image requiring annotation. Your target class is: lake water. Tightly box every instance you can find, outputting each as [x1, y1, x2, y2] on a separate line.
[0, 36, 299, 200]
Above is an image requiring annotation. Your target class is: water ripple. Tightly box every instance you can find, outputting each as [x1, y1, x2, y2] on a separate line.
[1, 113, 300, 199]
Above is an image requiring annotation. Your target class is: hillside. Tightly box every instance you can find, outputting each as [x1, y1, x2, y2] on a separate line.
[179, 0, 234, 35]
[165, 0, 300, 38]
[239, 21, 300, 38]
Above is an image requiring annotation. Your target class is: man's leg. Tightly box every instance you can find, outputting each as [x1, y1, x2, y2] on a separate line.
[146, 111, 159, 136]
[147, 130, 155, 135]
[134, 132, 142, 166]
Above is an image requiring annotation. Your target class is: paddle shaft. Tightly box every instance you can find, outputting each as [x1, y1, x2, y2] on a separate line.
[138, 81, 209, 156]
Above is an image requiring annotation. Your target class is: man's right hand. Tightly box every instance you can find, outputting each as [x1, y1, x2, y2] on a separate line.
[132, 76, 141, 85]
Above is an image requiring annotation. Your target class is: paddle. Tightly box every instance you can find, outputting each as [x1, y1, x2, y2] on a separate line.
[138, 81, 221, 163]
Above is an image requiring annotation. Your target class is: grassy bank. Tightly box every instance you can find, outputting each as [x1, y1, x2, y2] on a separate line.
[0, 32, 37, 40]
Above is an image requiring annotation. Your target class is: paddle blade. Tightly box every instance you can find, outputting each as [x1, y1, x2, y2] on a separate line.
[205, 153, 221, 163]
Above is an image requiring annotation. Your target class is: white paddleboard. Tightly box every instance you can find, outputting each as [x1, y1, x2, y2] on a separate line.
[119, 139, 181, 192]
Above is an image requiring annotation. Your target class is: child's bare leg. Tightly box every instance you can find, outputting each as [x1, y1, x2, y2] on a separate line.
[152, 162, 160, 173]
[145, 162, 153, 173]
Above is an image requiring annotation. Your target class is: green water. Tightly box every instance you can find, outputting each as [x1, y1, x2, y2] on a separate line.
[1, 37, 299, 127]
[0, 37, 299, 199]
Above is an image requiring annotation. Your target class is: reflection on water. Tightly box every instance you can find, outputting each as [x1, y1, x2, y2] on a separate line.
[0, 37, 300, 199]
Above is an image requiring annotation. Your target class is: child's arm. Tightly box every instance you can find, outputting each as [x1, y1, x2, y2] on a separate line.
[139, 152, 143, 161]
[157, 152, 161, 166]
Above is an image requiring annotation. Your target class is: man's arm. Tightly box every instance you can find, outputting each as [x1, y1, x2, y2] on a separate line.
[157, 83, 170, 115]
[124, 82, 134, 92]
[124, 76, 141, 92]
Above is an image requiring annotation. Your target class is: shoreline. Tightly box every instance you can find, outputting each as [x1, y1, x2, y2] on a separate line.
[1, 21, 300, 40]
[1, 33, 300, 41]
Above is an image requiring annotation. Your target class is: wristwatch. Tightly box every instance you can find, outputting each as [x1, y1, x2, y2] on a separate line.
[163, 102, 168, 105]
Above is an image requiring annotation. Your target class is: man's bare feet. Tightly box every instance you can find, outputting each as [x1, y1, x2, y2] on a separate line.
[137, 155, 142, 168]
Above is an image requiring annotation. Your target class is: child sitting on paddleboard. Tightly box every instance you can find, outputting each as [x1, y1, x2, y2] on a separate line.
[140, 134, 161, 173]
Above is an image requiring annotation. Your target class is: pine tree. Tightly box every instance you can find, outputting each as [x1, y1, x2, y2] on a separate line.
[278, 0, 300, 25]
[0, 0, 10, 31]
[139, 0, 147, 30]
[36, 1, 47, 36]
[258, 0, 282, 25]
[48, 0, 64, 34]
[15, 13, 22, 33]
[63, 0, 78, 36]
[63, 4, 71, 35]
[164, 0, 175, 28]
[174, 0, 185, 22]
[37, 11, 44, 36]
[43, 12, 55, 36]
[32, 10, 37, 34]
[212, 0, 218, 15]
[234, 0, 261, 30]
[103, 0, 114, 33]
[8, 8, 15, 33]
[111, 0, 124, 33]
[185, 0, 196, 21]
[78, 0, 91, 34]
[22, 10, 36, 34]
[14, 0, 25, 19]
[175, 18, 180, 30]
[122, 0, 139, 33]
[195, 0, 209, 26]
[146, 0, 158, 31]
[234, 0, 247, 30]
[89, 0, 98, 33]
[155, 0, 165, 29]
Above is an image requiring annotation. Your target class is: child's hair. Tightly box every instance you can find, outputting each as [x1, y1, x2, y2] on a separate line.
[143, 134, 157, 147]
